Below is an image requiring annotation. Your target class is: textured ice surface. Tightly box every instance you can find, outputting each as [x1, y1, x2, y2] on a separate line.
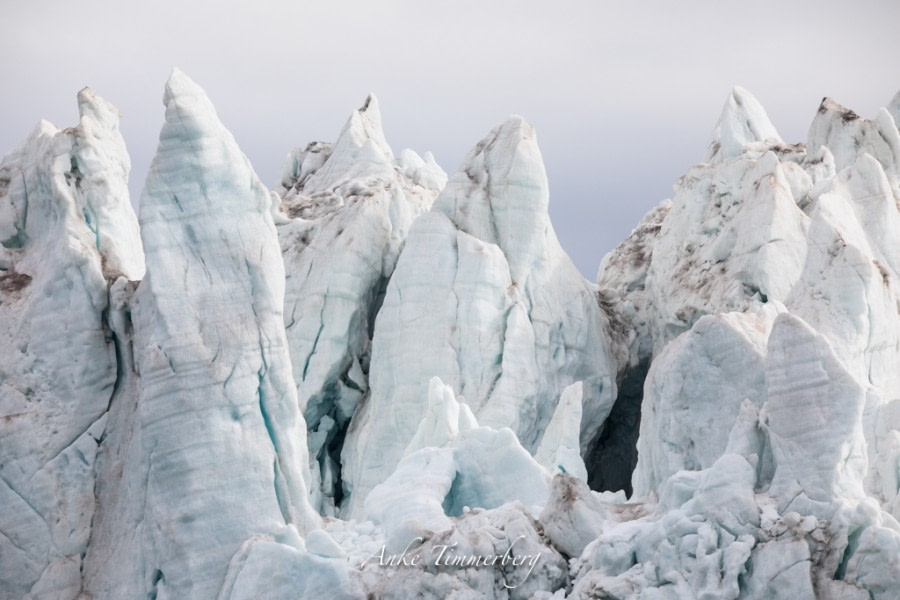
[708, 86, 784, 163]
[275, 94, 445, 515]
[82, 69, 321, 599]
[363, 377, 552, 554]
[535, 382, 588, 481]
[593, 85, 900, 599]
[4, 74, 900, 599]
[341, 116, 617, 518]
[631, 309, 773, 496]
[0, 88, 142, 598]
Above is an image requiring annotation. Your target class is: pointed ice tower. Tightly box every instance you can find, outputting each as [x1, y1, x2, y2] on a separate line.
[0, 88, 143, 597]
[807, 95, 900, 184]
[298, 93, 395, 194]
[707, 86, 784, 163]
[340, 116, 617, 518]
[601, 87, 809, 360]
[84, 69, 320, 599]
[0, 89, 143, 599]
[71, 87, 146, 279]
[276, 93, 445, 515]
[600, 85, 900, 518]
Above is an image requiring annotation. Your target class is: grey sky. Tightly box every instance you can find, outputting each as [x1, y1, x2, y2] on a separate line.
[3, 0, 899, 277]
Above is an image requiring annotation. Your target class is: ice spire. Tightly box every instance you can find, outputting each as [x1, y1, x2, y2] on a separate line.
[708, 86, 783, 162]
[91, 68, 320, 598]
[433, 115, 551, 284]
[300, 92, 395, 194]
[340, 115, 616, 519]
[0, 86, 138, 599]
[72, 86, 145, 279]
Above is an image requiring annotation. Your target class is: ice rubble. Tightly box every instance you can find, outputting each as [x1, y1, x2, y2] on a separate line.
[2, 70, 900, 599]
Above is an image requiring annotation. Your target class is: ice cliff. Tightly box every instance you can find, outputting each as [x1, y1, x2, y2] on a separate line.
[0, 88, 142, 598]
[1, 72, 899, 599]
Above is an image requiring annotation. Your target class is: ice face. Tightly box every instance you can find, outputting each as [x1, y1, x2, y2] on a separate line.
[82, 69, 320, 599]
[340, 116, 617, 518]
[0, 88, 141, 598]
[708, 85, 784, 163]
[764, 313, 868, 515]
[275, 94, 445, 515]
[4, 73, 900, 599]
[632, 310, 773, 497]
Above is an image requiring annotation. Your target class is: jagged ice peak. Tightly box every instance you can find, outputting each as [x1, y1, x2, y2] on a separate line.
[2, 70, 900, 599]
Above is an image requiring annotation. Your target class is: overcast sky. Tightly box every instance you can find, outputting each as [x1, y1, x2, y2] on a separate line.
[3, 0, 900, 277]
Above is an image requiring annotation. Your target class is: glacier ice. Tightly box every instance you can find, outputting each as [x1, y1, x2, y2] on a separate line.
[275, 93, 445, 515]
[708, 86, 784, 163]
[3, 71, 900, 599]
[82, 69, 322, 599]
[0, 87, 142, 598]
[631, 309, 773, 497]
[340, 115, 617, 517]
[535, 381, 589, 481]
[593, 84, 900, 598]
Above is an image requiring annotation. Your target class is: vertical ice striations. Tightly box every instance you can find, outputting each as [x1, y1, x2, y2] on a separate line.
[589, 87, 900, 598]
[71, 87, 146, 280]
[433, 116, 551, 284]
[764, 314, 868, 515]
[276, 94, 445, 515]
[0, 88, 141, 598]
[568, 310, 892, 599]
[631, 310, 773, 497]
[341, 116, 617, 518]
[88, 69, 319, 599]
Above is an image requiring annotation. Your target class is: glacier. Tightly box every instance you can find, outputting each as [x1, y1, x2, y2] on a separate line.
[1, 69, 900, 599]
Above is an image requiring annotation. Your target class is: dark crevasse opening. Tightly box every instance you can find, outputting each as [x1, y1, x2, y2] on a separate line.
[307, 273, 390, 515]
[585, 357, 650, 497]
[326, 414, 350, 509]
[442, 471, 465, 517]
[366, 274, 390, 341]
[308, 374, 362, 515]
